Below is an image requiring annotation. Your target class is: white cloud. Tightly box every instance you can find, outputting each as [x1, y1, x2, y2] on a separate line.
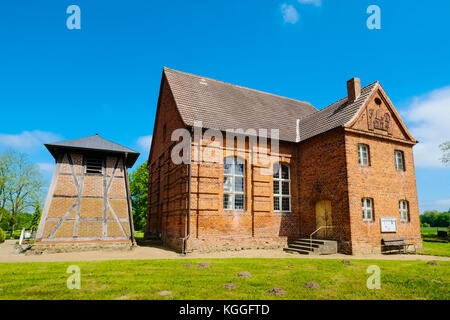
[281, 4, 299, 24]
[0, 130, 62, 151]
[137, 135, 152, 156]
[403, 86, 450, 168]
[37, 162, 55, 174]
[298, 0, 322, 6]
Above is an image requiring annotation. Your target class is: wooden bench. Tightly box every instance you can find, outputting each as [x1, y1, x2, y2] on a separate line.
[382, 237, 409, 254]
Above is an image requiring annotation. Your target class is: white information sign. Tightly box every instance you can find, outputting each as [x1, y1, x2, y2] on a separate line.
[380, 218, 397, 233]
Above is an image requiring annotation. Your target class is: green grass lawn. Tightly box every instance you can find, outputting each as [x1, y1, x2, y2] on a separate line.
[419, 226, 450, 257]
[0, 258, 448, 300]
[420, 242, 450, 257]
[421, 226, 448, 241]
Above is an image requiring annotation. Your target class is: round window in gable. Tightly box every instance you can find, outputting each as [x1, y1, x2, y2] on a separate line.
[374, 98, 382, 105]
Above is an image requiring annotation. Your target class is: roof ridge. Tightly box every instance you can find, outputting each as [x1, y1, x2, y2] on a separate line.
[300, 81, 379, 122]
[163, 67, 317, 110]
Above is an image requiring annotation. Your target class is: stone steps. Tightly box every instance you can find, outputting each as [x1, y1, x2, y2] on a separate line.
[284, 238, 338, 255]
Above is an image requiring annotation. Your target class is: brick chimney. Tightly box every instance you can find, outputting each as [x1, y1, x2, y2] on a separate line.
[347, 77, 361, 103]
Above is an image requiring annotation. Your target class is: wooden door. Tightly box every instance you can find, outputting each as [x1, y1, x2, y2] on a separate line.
[315, 200, 332, 239]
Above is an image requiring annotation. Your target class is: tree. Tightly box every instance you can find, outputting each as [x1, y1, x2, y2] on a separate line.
[28, 204, 41, 230]
[440, 141, 450, 166]
[129, 161, 148, 231]
[0, 208, 10, 230]
[0, 151, 14, 216]
[0, 151, 45, 229]
[420, 210, 450, 228]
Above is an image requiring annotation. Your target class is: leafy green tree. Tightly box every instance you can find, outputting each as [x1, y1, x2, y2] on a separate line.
[129, 161, 148, 231]
[440, 141, 450, 166]
[0, 151, 14, 215]
[420, 210, 450, 227]
[0, 150, 45, 230]
[0, 208, 10, 230]
[28, 204, 41, 230]
[14, 212, 33, 229]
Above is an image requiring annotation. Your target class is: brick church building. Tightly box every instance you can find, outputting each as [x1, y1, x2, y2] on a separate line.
[145, 67, 422, 255]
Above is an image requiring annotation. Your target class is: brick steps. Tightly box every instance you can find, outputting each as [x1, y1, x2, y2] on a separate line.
[284, 238, 338, 255]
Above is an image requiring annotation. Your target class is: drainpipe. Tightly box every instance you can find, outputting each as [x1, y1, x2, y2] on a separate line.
[124, 153, 136, 245]
[182, 127, 193, 254]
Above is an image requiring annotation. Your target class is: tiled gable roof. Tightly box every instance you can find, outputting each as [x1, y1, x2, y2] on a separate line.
[164, 67, 317, 142]
[163, 67, 379, 143]
[298, 82, 379, 141]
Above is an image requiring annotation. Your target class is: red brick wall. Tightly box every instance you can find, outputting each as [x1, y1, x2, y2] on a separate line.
[297, 128, 353, 253]
[186, 136, 300, 252]
[345, 132, 421, 254]
[146, 75, 189, 250]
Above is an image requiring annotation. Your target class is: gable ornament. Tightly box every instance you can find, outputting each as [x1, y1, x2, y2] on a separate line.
[367, 109, 393, 135]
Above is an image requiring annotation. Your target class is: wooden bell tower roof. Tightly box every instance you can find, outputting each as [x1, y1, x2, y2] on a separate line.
[45, 134, 140, 168]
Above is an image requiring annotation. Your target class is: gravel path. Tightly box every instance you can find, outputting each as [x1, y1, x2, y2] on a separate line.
[0, 240, 448, 263]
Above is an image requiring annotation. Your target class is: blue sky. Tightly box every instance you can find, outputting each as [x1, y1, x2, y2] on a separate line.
[0, 0, 449, 213]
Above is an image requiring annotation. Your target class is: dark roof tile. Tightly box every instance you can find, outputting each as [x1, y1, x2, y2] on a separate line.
[45, 135, 139, 167]
[164, 67, 318, 142]
[163, 68, 379, 143]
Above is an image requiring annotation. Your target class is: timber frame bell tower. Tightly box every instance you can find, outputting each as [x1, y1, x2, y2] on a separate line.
[36, 134, 139, 244]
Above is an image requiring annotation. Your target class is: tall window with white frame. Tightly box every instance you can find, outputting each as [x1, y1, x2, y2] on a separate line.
[394, 150, 405, 171]
[273, 164, 291, 212]
[362, 198, 373, 221]
[358, 144, 370, 166]
[399, 200, 409, 222]
[223, 157, 245, 210]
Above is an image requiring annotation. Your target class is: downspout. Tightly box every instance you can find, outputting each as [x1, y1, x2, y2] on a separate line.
[182, 127, 193, 254]
[124, 153, 136, 245]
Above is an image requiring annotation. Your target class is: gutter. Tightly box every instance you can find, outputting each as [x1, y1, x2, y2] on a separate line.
[181, 127, 193, 254]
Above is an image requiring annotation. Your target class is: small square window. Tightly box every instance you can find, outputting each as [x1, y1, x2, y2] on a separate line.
[234, 177, 244, 192]
[281, 197, 290, 211]
[282, 181, 290, 195]
[234, 194, 244, 210]
[273, 181, 280, 195]
[223, 194, 231, 210]
[274, 197, 280, 211]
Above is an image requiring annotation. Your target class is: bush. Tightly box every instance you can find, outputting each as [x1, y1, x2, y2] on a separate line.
[422, 223, 430, 228]
[0, 227, 6, 243]
[11, 230, 22, 239]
